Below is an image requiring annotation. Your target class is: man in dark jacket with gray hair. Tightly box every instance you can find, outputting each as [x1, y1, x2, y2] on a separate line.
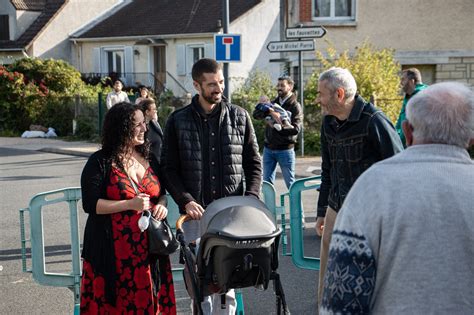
[314, 67, 403, 311]
[161, 58, 262, 314]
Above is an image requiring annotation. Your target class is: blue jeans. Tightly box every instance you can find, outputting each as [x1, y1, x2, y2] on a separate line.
[263, 147, 295, 189]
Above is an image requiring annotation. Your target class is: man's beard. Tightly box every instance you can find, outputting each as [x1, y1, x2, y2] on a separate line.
[201, 89, 222, 104]
[278, 89, 288, 98]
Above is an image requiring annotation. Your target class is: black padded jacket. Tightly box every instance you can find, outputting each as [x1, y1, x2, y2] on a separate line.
[161, 95, 262, 213]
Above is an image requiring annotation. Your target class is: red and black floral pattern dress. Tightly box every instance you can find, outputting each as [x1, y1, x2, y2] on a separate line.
[80, 166, 176, 314]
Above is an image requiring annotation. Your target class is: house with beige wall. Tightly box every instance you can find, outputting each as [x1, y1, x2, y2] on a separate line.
[70, 0, 281, 98]
[284, 0, 474, 88]
[0, 0, 121, 65]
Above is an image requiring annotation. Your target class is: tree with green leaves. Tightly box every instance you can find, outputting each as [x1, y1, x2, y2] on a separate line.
[303, 41, 402, 155]
[1, 58, 107, 137]
[231, 70, 275, 149]
[306, 41, 401, 122]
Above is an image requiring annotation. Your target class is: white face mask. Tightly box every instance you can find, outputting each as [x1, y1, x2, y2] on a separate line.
[138, 210, 151, 232]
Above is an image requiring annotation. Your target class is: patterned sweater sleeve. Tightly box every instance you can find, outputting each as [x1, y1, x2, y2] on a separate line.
[320, 209, 377, 314]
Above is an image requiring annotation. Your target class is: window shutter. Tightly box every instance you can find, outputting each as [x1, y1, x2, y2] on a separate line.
[124, 46, 134, 86]
[204, 43, 214, 59]
[93, 47, 101, 74]
[177, 44, 186, 76]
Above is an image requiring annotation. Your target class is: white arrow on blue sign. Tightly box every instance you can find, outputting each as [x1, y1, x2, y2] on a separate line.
[214, 34, 241, 62]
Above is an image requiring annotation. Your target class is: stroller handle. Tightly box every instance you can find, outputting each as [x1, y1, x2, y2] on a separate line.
[175, 214, 193, 244]
[176, 214, 193, 231]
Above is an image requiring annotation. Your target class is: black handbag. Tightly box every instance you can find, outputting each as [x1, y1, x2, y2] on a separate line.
[146, 211, 179, 255]
[129, 174, 179, 256]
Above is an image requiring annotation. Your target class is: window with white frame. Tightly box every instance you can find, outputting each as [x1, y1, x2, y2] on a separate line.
[191, 46, 205, 64]
[107, 50, 124, 75]
[313, 0, 355, 21]
[176, 43, 213, 77]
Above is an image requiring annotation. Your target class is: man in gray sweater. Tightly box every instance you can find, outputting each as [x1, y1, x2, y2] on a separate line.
[320, 82, 474, 314]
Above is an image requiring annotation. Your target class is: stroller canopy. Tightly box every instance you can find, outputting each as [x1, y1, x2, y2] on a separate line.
[200, 196, 279, 240]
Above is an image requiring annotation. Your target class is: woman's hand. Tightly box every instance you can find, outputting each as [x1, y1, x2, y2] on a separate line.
[128, 193, 150, 211]
[152, 204, 168, 220]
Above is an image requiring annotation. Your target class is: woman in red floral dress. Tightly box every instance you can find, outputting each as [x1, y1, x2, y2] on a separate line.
[80, 102, 176, 314]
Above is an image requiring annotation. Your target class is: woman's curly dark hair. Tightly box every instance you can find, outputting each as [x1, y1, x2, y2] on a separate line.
[101, 102, 150, 170]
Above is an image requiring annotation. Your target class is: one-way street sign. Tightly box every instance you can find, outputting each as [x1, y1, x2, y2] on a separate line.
[286, 26, 326, 39]
[267, 40, 315, 53]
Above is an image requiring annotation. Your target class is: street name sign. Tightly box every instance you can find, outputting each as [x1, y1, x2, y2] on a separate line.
[286, 26, 326, 39]
[266, 40, 315, 53]
[215, 34, 241, 62]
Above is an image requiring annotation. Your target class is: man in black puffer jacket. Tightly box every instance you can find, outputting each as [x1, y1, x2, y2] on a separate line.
[161, 58, 262, 314]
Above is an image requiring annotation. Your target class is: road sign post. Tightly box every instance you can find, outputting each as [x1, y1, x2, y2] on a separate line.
[266, 26, 326, 156]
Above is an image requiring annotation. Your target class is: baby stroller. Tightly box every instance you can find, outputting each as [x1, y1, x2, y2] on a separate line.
[176, 196, 290, 315]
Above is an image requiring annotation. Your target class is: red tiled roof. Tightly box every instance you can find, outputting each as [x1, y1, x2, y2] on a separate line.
[77, 0, 262, 38]
[0, 0, 66, 50]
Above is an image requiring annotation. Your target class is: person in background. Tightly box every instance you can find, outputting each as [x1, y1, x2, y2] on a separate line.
[161, 58, 261, 314]
[136, 85, 153, 105]
[320, 82, 474, 314]
[314, 67, 403, 311]
[253, 76, 302, 190]
[80, 102, 176, 314]
[139, 98, 164, 164]
[255, 95, 294, 131]
[106, 79, 130, 110]
[395, 68, 428, 147]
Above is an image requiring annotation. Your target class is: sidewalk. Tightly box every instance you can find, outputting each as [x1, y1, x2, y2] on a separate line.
[1, 137, 322, 177]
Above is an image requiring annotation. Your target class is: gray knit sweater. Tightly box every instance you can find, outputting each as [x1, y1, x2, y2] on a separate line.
[320, 144, 474, 314]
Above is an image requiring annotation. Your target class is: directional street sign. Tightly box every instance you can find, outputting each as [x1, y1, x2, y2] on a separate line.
[214, 34, 241, 62]
[286, 26, 327, 39]
[266, 40, 315, 53]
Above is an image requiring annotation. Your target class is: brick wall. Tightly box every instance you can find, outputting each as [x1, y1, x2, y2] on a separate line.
[435, 57, 474, 87]
[300, 0, 312, 22]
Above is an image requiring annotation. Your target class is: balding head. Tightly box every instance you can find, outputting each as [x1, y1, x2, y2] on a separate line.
[404, 82, 474, 148]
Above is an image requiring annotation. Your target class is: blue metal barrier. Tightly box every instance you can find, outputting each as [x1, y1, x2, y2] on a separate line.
[262, 177, 322, 270]
[19, 187, 82, 315]
[261, 181, 291, 256]
[19, 187, 244, 314]
[288, 176, 321, 270]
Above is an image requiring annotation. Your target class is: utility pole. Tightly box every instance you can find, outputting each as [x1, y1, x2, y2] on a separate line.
[222, 0, 230, 101]
[298, 47, 304, 156]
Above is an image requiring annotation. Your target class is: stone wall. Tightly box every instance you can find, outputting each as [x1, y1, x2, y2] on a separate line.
[436, 57, 474, 87]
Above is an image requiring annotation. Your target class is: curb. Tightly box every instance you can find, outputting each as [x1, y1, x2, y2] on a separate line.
[39, 148, 93, 158]
[37, 147, 322, 178]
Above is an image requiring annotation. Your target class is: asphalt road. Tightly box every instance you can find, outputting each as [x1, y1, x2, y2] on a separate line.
[0, 145, 322, 314]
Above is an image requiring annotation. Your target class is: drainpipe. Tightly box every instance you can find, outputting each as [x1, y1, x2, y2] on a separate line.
[222, 0, 230, 101]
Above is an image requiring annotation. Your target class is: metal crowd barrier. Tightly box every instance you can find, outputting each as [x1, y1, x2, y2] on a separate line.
[19, 188, 82, 315]
[19, 178, 320, 314]
[262, 176, 322, 270]
[19, 187, 245, 314]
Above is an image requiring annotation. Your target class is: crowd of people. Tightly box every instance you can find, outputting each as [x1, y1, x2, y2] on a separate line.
[81, 58, 474, 315]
